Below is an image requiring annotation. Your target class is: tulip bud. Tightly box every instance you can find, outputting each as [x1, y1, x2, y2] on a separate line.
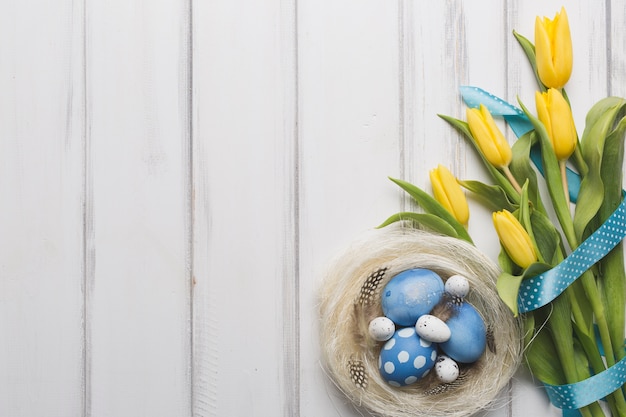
[493, 210, 538, 269]
[535, 7, 573, 89]
[430, 165, 469, 226]
[535, 88, 577, 161]
[466, 104, 513, 168]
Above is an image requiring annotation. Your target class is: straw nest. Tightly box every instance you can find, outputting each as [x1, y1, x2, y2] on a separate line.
[319, 226, 523, 417]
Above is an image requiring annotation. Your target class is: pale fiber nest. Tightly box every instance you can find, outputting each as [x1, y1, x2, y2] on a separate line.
[319, 225, 523, 417]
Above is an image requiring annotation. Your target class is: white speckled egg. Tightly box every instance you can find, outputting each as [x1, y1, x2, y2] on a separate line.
[368, 316, 396, 341]
[445, 274, 470, 299]
[435, 355, 460, 383]
[415, 314, 451, 343]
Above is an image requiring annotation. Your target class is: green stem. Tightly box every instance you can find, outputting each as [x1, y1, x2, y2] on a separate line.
[548, 297, 604, 417]
[502, 165, 523, 194]
[560, 161, 570, 208]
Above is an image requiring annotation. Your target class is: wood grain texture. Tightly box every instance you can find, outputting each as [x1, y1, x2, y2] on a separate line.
[86, 1, 191, 416]
[0, 1, 622, 416]
[191, 0, 299, 416]
[0, 1, 85, 416]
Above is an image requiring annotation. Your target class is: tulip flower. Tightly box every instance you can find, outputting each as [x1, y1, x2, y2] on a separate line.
[429, 165, 469, 226]
[466, 105, 521, 193]
[493, 210, 538, 269]
[535, 7, 573, 89]
[535, 88, 577, 161]
[536, 88, 577, 205]
[466, 105, 512, 168]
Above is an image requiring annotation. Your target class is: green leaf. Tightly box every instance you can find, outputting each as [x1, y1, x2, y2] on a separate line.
[497, 245, 517, 274]
[458, 179, 517, 212]
[512, 30, 545, 92]
[496, 262, 552, 316]
[547, 294, 578, 383]
[376, 212, 459, 238]
[388, 177, 473, 243]
[597, 115, 626, 361]
[572, 317, 606, 376]
[529, 210, 562, 266]
[496, 271, 523, 316]
[510, 131, 546, 213]
[574, 97, 626, 241]
[438, 114, 521, 205]
[523, 311, 536, 347]
[525, 324, 566, 385]
[572, 340, 592, 383]
[517, 181, 532, 238]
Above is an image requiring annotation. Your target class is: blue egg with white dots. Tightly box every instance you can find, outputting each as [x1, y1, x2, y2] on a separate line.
[378, 327, 437, 387]
[381, 269, 444, 326]
[440, 302, 486, 363]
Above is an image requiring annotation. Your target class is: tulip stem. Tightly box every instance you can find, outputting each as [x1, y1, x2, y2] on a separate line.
[502, 165, 523, 194]
[560, 160, 571, 208]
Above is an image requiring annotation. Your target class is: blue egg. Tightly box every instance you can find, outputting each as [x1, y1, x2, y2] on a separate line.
[381, 269, 444, 326]
[378, 327, 437, 387]
[440, 302, 486, 363]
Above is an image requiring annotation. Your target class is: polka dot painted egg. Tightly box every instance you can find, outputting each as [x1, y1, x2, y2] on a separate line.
[378, 327, 437, 387]
[381, 268, 445, 326]
[440, 302, 487, 363]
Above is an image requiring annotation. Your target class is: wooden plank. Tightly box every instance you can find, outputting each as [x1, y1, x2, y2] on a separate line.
[297, 1, 401, 415]
[191, 0, 299, 416]
[0, 2, 86, 416]
[86, 1, 192, 416]
[608, 0, 626, 99]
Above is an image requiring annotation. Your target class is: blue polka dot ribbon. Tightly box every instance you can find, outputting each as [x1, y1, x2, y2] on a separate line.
[517, 199, 626, 312]
[459, 86, 626, 413]
[544, 351, 626, 413]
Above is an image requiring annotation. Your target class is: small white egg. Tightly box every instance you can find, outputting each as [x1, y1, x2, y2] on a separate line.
[415, 314, 451, 343]
[445, 274, 470, 299]
[368, 316, 395, 341]
[435, 355, 460, 383]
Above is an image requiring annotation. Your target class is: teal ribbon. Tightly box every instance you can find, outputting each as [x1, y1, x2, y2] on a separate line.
[459, 86, 626, 413]
[544, 354, 626, 412]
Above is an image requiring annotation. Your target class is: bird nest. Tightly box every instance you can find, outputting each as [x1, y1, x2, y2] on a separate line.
[319, 226, 523, 417]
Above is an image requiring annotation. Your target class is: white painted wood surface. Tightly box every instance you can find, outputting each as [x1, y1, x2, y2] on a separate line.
[0, 1, 623, 416]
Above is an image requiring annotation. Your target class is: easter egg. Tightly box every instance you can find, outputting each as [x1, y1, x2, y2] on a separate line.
[435, 355, 460, 383]
[368, 316, 396, 342]
[378, 327, 437, 387]
[440, 302, 487, 363]
[415, 314, 451, 343]
[381, 268, 445, 326]
[445, 274, 470, 299]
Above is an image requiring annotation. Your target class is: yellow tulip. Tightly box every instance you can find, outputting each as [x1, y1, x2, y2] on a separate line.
[466, 104, 512, 168]
[430, 165, 469, 226]
[535, 88, 577, 161]
[493, 210, 538, 269]
[535, 7, 573, 89]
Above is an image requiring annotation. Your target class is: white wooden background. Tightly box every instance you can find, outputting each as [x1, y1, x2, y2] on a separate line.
[1, 1, 623, 416]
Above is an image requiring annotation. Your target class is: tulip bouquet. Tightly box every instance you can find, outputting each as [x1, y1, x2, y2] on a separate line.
[381, 7, 626, 417]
